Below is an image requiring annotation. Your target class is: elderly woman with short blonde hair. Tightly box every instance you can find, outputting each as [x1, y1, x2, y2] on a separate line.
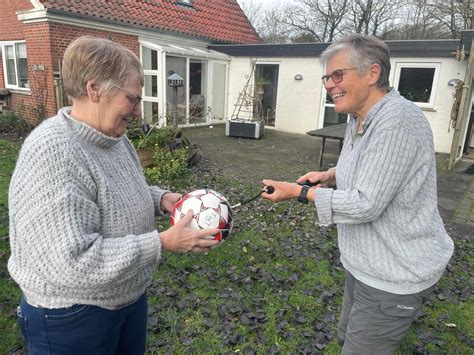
[8, 36, 219, 354]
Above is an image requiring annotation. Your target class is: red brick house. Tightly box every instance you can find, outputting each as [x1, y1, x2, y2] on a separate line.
[0, 0, 260, 126]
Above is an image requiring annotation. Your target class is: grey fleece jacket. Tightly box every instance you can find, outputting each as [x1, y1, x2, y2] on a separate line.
[8, 107, 168, 309]
[314, 89, 454, 295]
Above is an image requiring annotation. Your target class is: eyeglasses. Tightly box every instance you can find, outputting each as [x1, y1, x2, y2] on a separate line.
[321, 67, 358, 84]
[116, 86, 142, 111]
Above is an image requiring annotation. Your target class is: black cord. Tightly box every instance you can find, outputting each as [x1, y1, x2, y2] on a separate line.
[231, 186, 274, 209]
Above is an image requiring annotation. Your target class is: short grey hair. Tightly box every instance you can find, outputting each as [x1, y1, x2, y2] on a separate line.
[62, 36, 144, 101]
[320, 33, 391, 91]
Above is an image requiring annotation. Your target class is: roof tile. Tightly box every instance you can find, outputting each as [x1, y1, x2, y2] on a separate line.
[40, 0, 261, 44]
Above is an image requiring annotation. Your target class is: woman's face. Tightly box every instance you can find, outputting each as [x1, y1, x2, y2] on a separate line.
[324, 50, 373, 119]
[98, 73, 142, 137]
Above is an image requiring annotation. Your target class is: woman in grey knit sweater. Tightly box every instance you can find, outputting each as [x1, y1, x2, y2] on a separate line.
[262, 34, 454, 353]
[8, 36, 220, 354]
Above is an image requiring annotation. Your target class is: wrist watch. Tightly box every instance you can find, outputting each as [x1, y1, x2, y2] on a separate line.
[297, 185, 310, 204]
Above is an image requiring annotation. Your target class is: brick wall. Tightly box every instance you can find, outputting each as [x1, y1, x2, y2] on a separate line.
[0, 0, 33, 117]
[0, 0, 32, 41]
[1, 3, 139, 125]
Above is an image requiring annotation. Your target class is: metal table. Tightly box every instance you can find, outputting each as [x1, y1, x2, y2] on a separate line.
[306, 123, 347, 167]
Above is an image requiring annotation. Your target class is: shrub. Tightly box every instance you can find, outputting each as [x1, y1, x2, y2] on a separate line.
[0, 111, 30, 138]
[144, 147, 190, 185]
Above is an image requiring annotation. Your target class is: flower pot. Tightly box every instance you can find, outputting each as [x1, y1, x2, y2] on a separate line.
[137, 147, 154, 167]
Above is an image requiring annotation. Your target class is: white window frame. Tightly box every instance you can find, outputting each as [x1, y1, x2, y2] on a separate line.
[393, 62, 441, 109]
[1, 40, 29, 91]
[139, 39, 230, 127]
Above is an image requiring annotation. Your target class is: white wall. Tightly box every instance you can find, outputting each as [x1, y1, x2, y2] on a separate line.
[227, 55, 467, 153]
[227, 57, 325, 133]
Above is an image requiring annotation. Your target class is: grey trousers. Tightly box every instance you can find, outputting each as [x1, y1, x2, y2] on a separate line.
[337, 271, 435, 355]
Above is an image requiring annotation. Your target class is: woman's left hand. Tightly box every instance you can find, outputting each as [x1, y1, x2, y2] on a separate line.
[161, 192, 182, 213]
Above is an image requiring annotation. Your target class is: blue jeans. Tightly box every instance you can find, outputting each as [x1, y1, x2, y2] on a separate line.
[17, 292, 147, 355]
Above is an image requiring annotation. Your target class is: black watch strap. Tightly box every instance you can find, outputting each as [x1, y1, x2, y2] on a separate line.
[297, 185, 310, 204]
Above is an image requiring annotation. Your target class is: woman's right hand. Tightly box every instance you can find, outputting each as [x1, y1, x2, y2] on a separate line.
[297, 169, 336, 188]
[159, 210, 220, 253]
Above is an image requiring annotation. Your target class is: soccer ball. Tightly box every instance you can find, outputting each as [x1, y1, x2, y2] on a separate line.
[171, 188, 233, 241]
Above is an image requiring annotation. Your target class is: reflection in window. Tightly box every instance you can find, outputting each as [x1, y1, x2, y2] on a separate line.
[398, 67, 435, 103]
[144, 75, 158, 97]
[143, 101, 159, 124]
[177, 0, 192, 6]
[142, 47, 157, 71]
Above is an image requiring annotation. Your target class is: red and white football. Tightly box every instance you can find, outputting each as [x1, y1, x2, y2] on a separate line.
[171, 188, 233, 241]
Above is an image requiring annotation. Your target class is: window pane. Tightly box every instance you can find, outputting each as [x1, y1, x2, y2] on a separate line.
[144, 75, 158, 97]
[16, 43, 27, 58]
[398, 67, 435, 103]
[16, 43, 28, 88]
[143, 101, 159, 124]
[5, 45, 17, 86]
[142, 47, 158, 71]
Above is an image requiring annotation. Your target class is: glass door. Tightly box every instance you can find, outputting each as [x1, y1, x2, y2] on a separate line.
[255, 64, 279, 126]
[189, 60, 208, 124]
[210, 62, 227, 121]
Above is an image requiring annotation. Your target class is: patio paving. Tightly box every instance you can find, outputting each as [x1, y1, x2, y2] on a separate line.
[183, 124, 474, 236]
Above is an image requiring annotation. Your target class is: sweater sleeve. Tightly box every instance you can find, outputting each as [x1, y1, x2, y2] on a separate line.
[314, 125, 417, 225]
[9, 141, 161, 291]
[149, 186, 171, 215]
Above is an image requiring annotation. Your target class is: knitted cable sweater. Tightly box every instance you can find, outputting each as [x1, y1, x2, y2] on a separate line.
[8, 107, 168, 309]
[314, 89, 454, 295]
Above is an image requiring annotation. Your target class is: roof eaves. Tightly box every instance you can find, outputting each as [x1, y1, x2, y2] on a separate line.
[210, 39, 462, 58]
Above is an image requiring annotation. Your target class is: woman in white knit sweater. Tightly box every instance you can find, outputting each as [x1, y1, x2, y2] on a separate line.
[8, 36, 220, 354]
[262, 34, 453, 353]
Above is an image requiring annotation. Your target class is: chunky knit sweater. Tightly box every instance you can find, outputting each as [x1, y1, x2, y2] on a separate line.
[8, 107, 168, 309]
[315, 89, 454, 295]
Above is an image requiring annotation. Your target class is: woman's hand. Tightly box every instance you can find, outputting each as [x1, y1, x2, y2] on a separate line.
[297, 169, 336, 188]
[159, 210, 220, 253]
[160, 192, 182, 214]
[261, 180, 301, 203]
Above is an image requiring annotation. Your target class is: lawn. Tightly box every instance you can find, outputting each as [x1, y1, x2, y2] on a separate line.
[0, 137, 472, 354]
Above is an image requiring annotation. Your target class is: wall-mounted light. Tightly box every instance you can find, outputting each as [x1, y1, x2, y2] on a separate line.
[447, 78, 461, 87]
[294, 74, 303, 81]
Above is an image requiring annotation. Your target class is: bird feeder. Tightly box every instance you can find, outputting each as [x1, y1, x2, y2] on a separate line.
[167, 72, 184, 127]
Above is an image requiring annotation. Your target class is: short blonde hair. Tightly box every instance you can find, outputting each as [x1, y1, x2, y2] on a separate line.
[62, 36, 144, 101]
